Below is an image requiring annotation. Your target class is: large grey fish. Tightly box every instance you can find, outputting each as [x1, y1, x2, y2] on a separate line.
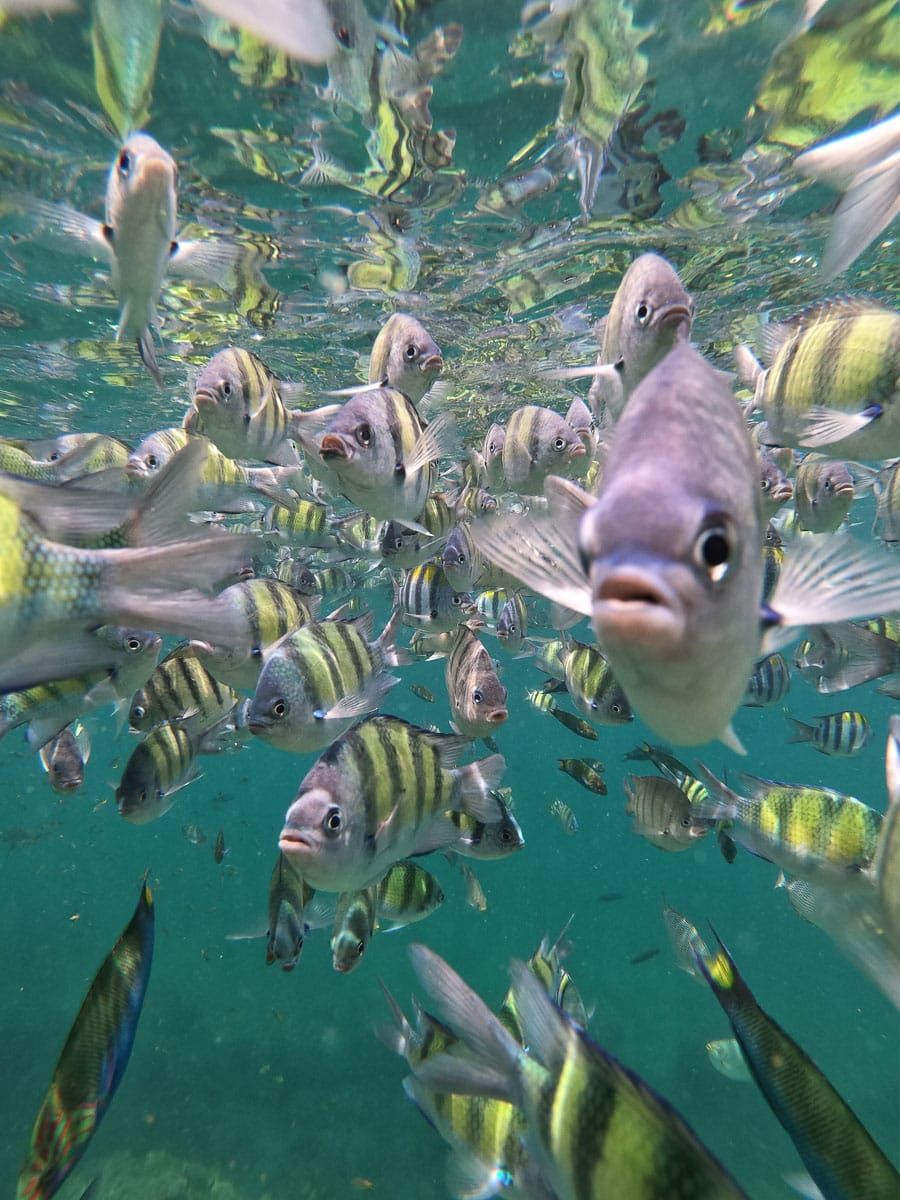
[279, 714, 505, 892]
[472, 341, 900, 747]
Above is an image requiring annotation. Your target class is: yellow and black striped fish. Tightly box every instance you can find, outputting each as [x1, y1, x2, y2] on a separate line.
[786, 710, 870, 757]
[129, 642, 238, 733]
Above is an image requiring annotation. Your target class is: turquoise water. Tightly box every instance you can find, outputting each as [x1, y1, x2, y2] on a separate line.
[0, 2, 898, 1198]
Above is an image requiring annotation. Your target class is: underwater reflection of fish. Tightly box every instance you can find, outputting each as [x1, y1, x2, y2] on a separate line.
[17, 874, 154, 1200]
[693, 928, 899, 1200]
[474, 341, 900, 747]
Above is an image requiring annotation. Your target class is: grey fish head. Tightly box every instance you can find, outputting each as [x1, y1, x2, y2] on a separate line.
[105, 132, 177, 231]
[372, 313, 443, 403]
[579, 342, 764, 745]
[246, 651, 311, 745]
[603, 252, 694, 397]
[279, 773, 363, 890]
[192, 350, 248, 420]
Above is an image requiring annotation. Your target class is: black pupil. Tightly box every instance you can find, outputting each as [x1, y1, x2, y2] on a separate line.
[404, 345, 417, 360]
[637, 302, 649, 321]
[221, 381, 232, 397]
[357, 423, 371, 445]
[702, 532, 729, 567]
[336, 25, 351, 47]
[118, 150, 131, 172]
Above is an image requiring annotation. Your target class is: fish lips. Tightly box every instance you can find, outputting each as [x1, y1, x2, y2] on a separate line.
[420, 352, 443, 373]
[589, 557, 687, 655]
[657, 302, 693, 335]
[319, 432, 353, 461]
[279, 825, 314, 858]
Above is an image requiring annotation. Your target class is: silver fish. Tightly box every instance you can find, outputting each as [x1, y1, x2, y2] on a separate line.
[623, 774, 709, 851]
[445, 624, 508, 739]
[368, 313, 443, 404]
[38, 721, 91, 794]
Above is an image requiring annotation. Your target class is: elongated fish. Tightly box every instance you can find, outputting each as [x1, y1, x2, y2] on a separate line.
[17, 875, 154, 1200]
[91, 0, 163, 140]
[471, 341, 900, 747]
[693, 929, 899, 1200]
[407, 943, 748, 1200]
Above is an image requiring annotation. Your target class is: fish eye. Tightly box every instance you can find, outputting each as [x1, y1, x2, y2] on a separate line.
[146, 454, 159, 470]
[553, 436, 567, 451]
[271, 700, 288, 719]
[125, 636, 143, 652]
[324, 806, 343, 834]
[680, 815, 693, 828]
[251, 646, 263, 659]
[635, 301, 653, 326]
[451, 595, 463, 607]
[335, 24, 352, 47]
[611, 703, 621, 714]
[117, 149, 132, 175]
[404, 344, 418, 361]
[356, 423, 372, 447]
[131, 704, 145, 721]
[693, 524, 732, 583]
[472, 688, 483, 704]
[356, 942, 365, 956]
[760, 478, 771, 492]
[47, 450, 62, 462]
[219, 380, 233, 398]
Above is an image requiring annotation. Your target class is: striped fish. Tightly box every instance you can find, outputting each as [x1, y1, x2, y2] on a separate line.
[375, 860, 444, 930]
[442, 522, 485, 591]
[331, 884, 379, 973]
[279, 714, 506, 892]
[694, 766, 883, 880]
[128, 642, 238, 734]
[266, 851, 313, 972]
[500, 404, 587, 495]
[499, 924, 589, 1038]
[367, 313, 443, 404]
[260, 499, 337, 549]
[693, 930, 898, 1200]
[550, 797, 579, 834]
[560, 637, 633, 726]
[786, 710, 871, 757]
[742, 652, 791, 707]
[185, 347, 330, 467]
[496, 591, 530, 656]
[38, 721, 91, 794]
[407, 944, 748, 1200]
[247, 611, 407, 753]
[447, 789, 525, 861]
[744, 298, 900, 461]
[396, 561, 477, 633]
[193, 578, 317, 692]
[304, 385, 458, 525]
[624, 774, 709, 851]
[17, 875, 154, 1200]
[445, 624, 508, 739]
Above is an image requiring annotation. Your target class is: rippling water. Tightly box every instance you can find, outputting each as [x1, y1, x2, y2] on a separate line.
[0, 2, 897, 1198]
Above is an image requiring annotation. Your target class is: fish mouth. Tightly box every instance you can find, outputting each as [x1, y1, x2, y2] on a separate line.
[487, 708, 508, 724]
[279, 828, 312, 855]
[192, 386, 219, 412]
[319, 433, 351, 461]
[568, 442, 587, 459]
[246, 718, 270, 736]
[658, 303, 693, 331]
[591, 565, 685, 652]
[420, 353, 443, 372]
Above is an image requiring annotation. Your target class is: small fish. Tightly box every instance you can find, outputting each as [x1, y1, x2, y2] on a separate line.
[379, 520, 442, 570]
[873, 459, 900, 543]
[441, 523, 484, 592]
[406, 944, 749, 1200]
[742, 652, 791, 707]
[396, 562, 477, 633]
[794, 621, 900, 694]
[409, 683, 435, 703]
[794, 112, 900, 281]
[266, 851, 312, 971]
[624, 774, 710, 852]
[549, 797, 578, 834]
[214, 830, 226, 864]
[375, 860, 444, 930]
[662, 901, 712, 982]
[16, 875, 153, 1200]
[630, 947, 660, 966]
[498, 923, 589, 1038]
[786, 710, 871, 757]
[527, 691, 602, 741]
[693, 929, 899, 1200]
[129, 642, 238, 734]
[445, 624, 508, 738]
[247, 611, 406, 753]
[560, 637, 632, 726]
[38, 721, 91, 794]
[367, 313, 443, 404]
[459, 860, 487, 911]
[279, 715, 505, 892]
[304, 386, 457, 525]
[706, 1037, 752, 1084]
[558, 756, 607, 795]
[116, 718, 228, 824]
[332, 884, 379, 973]
[758, 449, 794, 519]
[694, 765, 883, 880]
[500, 404, 587, 495]
[261, 499, 338, 549]
[448, 791, 525, 861]
[792, 454, 855, 533]
[496, 591, 531, 657]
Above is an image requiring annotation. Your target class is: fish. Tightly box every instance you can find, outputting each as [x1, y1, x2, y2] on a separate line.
[38, 721, 91, 794]
[331, 884, 379, 973]
[559, 636, 632, 725]
[0, 627, 161, 749]
[742, 652, 791, 707]
[459, 860, 487, 911]
[693, 928, 899, 1200]
[706, 1037, 752, 1084]
[547, 253, 693, 424]
[247, 611, 406, 753]
[499, 404, 587, 495]
[742, 298, 900, 461]
[661, 901, 712, 982]
[786, 710, 870, 757]
[693, 765, 883, 880]
[527, 690, 601, 741]
[406, 943, 749, 1200]
[197, 0, 338, 63]
[214, 830, 226, 864]
[558, 756, 607, 794]
[409, 683, 435, 703]
[266, 850, 312, 970]
[794, 621, 900, 694]
[629, 947, 660, 966]
[116, 717, 232, 824]
[473, 341, 900, 747]
[549, 797, 578, 834]
[379, 519, 444, 570]
[448, 790, 525, 861]
[875, 715, 900, 955]
[496, 591, 531, 656]
[303, 386, 457, 525]
[16, 874, 153, 1200]
[91, 0, 163, 140]
[792, 454, 855, 534]
[128, 642, 238, 734]
[872, 459, 900, 543]
[441, 523, 485, 592]
[624, 774, 710, 852]
[794, 112, 900, 281]
[444, 624, 508, 738]
[375, 860, 444, 930]
[279, 714, 505, 892]
[395, 561, 477, 633]
[367, 313, 443, 404]
[185, 347, 327, 467]
[758, 449, 794, 519]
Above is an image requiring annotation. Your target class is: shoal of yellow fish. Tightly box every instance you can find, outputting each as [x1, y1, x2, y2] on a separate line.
[0, 2, 897, 1199]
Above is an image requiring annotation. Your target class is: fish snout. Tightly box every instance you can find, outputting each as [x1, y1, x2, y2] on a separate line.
[487, 707, 508, 725]
[420, 352, 443, 373]
[590, 563, 685, 652]
[320, 433, 352, 461]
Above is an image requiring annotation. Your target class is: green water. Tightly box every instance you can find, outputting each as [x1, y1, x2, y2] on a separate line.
[0, 2, 897, 1198]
